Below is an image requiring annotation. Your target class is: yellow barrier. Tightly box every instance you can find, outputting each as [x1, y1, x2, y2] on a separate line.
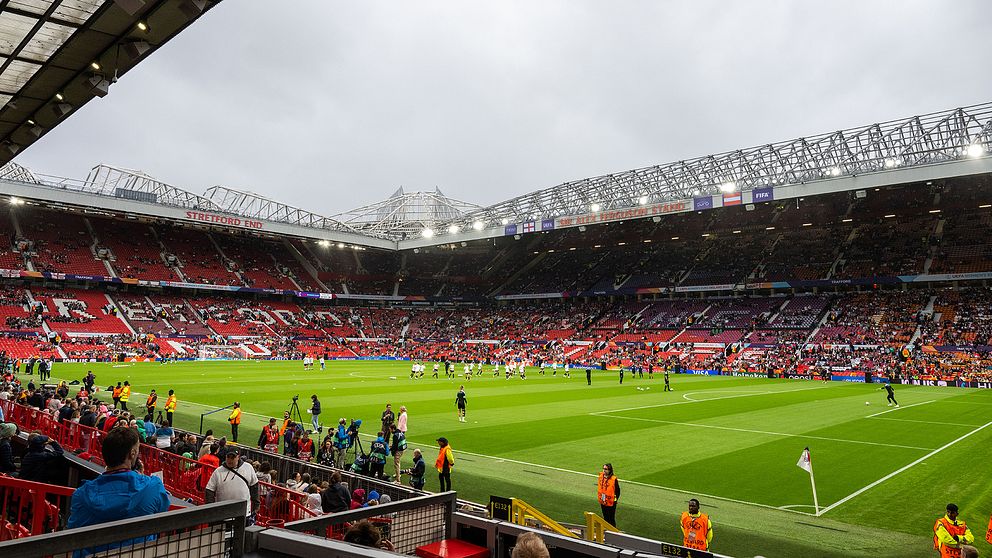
[584, 511, 620, 543]
[509, 498, 579, 539]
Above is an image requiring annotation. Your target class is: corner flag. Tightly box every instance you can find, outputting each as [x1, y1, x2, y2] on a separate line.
[797, 447, 812, 473]
[796, 446, 819, 516]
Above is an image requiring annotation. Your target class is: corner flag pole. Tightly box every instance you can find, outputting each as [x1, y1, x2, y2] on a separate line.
[797, 447, 820, 516]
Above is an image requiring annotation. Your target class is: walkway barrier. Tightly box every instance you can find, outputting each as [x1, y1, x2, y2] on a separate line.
[0, 501, 246, 558]
[509, 497, 579, 538]
[0, 475, 75, 540]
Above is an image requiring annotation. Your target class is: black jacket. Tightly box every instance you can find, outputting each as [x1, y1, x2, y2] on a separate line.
[320, 482, 351, 513]
[19, 442, 64, 484]
[0, 438, 16, 473]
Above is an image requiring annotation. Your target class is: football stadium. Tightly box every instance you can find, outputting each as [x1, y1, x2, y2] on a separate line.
[0, 2, 991, 558]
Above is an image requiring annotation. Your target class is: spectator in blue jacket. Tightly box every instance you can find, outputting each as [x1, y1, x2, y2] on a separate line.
[67, 427, 171, 554]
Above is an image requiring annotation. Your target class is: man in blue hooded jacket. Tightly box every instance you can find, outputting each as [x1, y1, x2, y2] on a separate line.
[67, 427, 171, 554]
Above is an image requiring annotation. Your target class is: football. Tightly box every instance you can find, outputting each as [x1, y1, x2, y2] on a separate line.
[865, 401, 871, 406]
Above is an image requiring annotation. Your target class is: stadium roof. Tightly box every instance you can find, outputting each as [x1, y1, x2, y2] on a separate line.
[1, 99, 991, 250]
[0, 0, 222, 165]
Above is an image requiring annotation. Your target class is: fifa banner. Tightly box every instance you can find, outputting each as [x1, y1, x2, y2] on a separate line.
[830, 370, 866, 383]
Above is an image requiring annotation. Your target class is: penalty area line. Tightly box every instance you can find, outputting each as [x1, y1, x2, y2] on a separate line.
[864, 399, 935, 418]
[817, 420, 992, 516]
[591, 384, 835, 415]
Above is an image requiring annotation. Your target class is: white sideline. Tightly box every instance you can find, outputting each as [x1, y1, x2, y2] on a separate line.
[864, 399, 935, 418]
[817, 420, 992, 516]
[869, 417, 983, 428]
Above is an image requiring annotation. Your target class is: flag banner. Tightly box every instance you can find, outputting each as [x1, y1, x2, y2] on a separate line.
[522, 221, 536, 233]
[693, 196, 714, 211]
[504, 224, 518, 236]
[723, 192, 742, 206]
[541, 218, 555, 231]
[797, 447, 812, 473]
[752, 187, 774, 203]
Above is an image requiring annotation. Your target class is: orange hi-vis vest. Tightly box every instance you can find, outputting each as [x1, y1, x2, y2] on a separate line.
[165, 395, 177, 412]
[120, 386, 131, 402]
[262, 426, 279, 453]
[681, 511, 711, 551]
[597, 472, 617, 507]
[435, 446, 454, 472]
[986, 515, 992, 544]
[229, 408, 241, 425]
[146, 394, 156, 408]
[934, 517, 968, 558]
[112, 386, 122, 399]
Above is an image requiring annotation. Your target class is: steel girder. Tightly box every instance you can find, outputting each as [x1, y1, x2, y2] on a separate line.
[82, 164, 221, 210]
[332, 187, 481, 238]
[443, 102, 992, 232]
[202, 185, 360, 235]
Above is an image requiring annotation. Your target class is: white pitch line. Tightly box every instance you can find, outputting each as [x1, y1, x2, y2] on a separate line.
[869, 417, 984, 428]
[594, 413, 935, 451]
[818, 420, 992, 516]
[865, 400, 935, 418]
[591, 384, 835, 415]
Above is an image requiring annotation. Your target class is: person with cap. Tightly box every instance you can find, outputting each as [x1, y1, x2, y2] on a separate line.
[164, 389, 177, 426]
[205, 445, 260, 523]
[19, 432, 65, 484]
[934, 503, 975, 558]
[259, 417, 280, 453]
[435, 437, 455, 491]
[0, 422, 18, 475]
[145, 389, 158, 417]
[401, 448, 426, 490]
[67, 427, 170, 554]
[228, 402, 242, 442]
[119, 381, 131, 412]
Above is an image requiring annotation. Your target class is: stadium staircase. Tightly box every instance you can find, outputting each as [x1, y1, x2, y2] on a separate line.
[283, 239, 332, 292]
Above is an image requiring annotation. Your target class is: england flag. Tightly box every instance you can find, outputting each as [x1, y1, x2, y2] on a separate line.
[522, 222, 536, 233]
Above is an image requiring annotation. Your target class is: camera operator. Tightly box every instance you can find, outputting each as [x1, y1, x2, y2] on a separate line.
[308, 394, 322, 433]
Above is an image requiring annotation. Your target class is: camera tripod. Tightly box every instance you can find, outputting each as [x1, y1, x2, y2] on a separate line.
[287, 397, 305, 426]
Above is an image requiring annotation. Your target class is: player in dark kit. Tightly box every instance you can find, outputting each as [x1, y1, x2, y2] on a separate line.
[882, 383, 899, 407]
[664, 370, 673, 392]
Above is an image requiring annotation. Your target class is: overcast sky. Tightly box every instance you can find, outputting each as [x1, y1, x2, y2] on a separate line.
[16, 0, 992, 215]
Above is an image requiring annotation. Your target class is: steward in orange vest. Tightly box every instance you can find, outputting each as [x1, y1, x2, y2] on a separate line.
[164, 390, 177, 426]
[145, 389, 157, 416]
[933, 503, 974, 558]
[597, 463, 620, 527]
[228, 402, 242, 443]
[680, 498, 713, 551]
[112, 383, 123, 408]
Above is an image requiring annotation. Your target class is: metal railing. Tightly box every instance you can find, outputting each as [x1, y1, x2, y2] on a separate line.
[284, 491, 457, 555]
[0, 501, 246, 558]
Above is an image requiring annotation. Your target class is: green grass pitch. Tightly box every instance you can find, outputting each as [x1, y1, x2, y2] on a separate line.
[42, 360, 992, 558]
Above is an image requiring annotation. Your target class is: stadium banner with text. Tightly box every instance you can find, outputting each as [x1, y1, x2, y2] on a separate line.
[830, 370, 866, 383]
[504, 223, 518, 236]
[555, 200, 689, 229]
[751, 187, 774, 203]
[693, 196, 714, 211]
[183, 210, 265, 230]
[675, 283, 737, 292]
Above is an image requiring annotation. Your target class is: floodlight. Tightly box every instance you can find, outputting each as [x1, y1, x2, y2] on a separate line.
[638, 195, 648, 205]
[590, 203, 601, 212]
[422, 228, 435, 238]
[967, 143, 985, 158]
[52, 102, 73, 117]
[318, 240, 330, 247]
[9, 197, 23, 205]
[448, 225, 460, 234]
[883, 158, 895, 168]
[719, 182, 736, 193]
[88, 75, 111, 98]
[829, 167, 841, 177]
[337, 243, 345, 248]
[472, 221, 484, 231]
[884, 214, 896, 218]
[136, 21, 148, 32]
[90, 61, 101, 71]
[500, 218, 509, 225]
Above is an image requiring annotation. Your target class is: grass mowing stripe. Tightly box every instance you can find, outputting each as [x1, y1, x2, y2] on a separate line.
[591, 413, 936, 451]
[817, 420, 992, 516]
[591, 384, 835, 414]
[864, 400, 935, 418]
